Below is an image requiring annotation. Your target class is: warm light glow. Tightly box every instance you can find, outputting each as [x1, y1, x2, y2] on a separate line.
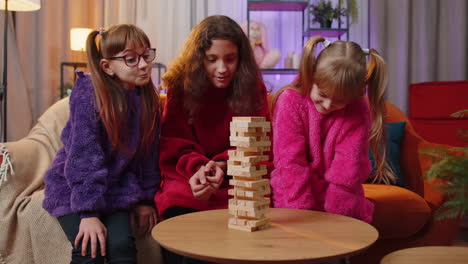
[0, 0, 41, 11]
[70, 28, 92, 51]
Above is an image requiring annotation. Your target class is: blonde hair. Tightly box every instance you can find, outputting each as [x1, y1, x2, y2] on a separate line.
[273, 36, 396, 184]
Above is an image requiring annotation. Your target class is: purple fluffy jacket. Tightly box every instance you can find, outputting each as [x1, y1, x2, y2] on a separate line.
[43, 72, 160, 218]
[271, 89, 374, 223]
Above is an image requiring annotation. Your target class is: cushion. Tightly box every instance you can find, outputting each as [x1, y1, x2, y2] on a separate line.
[369, 122, 406, 187]
[364, 184, 431, 239]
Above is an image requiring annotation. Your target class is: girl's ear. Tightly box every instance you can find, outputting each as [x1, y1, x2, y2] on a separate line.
[100, 59, 115, 77]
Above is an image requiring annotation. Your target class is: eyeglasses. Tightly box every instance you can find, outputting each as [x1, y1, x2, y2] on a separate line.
[107, 48, 156, 67]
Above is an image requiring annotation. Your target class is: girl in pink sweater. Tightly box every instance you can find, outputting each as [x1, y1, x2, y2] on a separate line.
[270, 36, 396, 223]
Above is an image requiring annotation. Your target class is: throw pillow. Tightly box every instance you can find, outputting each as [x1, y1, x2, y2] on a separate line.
[369, 122, 406, 187]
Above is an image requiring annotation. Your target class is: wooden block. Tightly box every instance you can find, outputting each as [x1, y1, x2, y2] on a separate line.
[228, 207, 268, 218]
[228, 164, 266, 173]
[229, 136, 270, 143]
[228, 217, 270, 228]
[228, 150, 267, 159]
[227, 168, 268, 177]
[235, 146, 270, 152]
[228, 221, 270, 232]
[229, 179, 269, 189]
[232, 117, 265, 122]
[228, 203, 269, 213]
[230, 140, 271, 148]
[232, 175, 263, 181]
[229, 198, 270, 208]
[227, 157, 269, 167]
[230, 121, 270, 129]
[228, 223, 256, 232]
[230, 125, 271, 133]
[230, 131, 267, 137]
[228, 186, 271, 198]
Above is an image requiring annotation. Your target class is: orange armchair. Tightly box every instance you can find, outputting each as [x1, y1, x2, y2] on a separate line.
[351, 101, 462, 264]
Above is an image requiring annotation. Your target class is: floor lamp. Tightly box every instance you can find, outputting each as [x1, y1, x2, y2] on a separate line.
[0, 0, 40, 142]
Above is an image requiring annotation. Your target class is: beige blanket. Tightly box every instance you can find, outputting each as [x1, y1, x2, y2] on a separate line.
[0, 98, 162, 264]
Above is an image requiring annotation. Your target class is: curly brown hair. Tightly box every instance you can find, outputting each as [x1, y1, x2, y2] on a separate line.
[162, 15, 264, 118]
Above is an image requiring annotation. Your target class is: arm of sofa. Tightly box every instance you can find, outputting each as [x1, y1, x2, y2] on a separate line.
[0, 98, 70, 263]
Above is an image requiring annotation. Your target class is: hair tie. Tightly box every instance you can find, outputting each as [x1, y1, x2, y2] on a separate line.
[323, 39, 331, 48]
[362, 48, 370, 55]
[98, 27, 105, 36]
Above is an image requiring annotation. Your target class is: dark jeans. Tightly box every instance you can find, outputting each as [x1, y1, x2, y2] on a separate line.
[58, 211, 136, 264]
[162, 207, 202, 264]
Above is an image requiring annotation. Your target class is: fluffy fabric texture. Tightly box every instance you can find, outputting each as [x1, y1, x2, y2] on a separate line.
[271, 89, 374, 223]
[155, 84, 270, 217]
[42, 72, 160, 218]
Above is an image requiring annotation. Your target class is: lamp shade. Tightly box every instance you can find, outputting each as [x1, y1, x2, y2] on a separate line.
[0, 0, 41, 11]
[70, 28, 92, 51]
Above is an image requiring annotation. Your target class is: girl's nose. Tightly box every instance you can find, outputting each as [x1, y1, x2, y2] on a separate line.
[217, 61, 227, 73]
[138, 57, 149, 68]
[322, 100, 331, 110]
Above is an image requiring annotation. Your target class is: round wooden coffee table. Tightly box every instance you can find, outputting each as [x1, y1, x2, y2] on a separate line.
[152, 208, 378, 264]
[381, 246, 468, 264]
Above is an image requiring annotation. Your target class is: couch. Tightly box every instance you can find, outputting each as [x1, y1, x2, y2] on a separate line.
[0, 94, 460, 264]
[0, 97, 163, 264]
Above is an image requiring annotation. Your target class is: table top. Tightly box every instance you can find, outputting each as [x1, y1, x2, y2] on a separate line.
[152, 208, 378, 264]
[381, 246, 468, 264]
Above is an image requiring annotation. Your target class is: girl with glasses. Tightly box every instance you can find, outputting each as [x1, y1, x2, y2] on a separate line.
[43, 24, 161, 263]
[154, 15, 270, 264]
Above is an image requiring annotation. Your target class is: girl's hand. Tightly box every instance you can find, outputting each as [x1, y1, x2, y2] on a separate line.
[75, 217, 107, 258]
[131, 205, 158, 237]
[205, 160, 225, 191]
[189, 165, 216, 200]
[189, 161, 225, 200]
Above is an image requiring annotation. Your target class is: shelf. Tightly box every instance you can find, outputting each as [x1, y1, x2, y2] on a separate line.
[260, 68, 298, 74]
[304, 28, 348, 38]
[248, 0, 308, 11]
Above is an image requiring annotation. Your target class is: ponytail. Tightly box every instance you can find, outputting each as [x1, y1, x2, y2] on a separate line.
[367, 49, 397, 184]
[271, 36, 326, 114]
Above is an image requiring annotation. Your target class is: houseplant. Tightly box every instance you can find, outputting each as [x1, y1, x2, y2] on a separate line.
[422, 109, 468, 220]
[310, 0, 358, 28]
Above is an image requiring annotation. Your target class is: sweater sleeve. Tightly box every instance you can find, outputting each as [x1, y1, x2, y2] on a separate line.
[159, 89, 210, 181]
[64, 74, 108, 218]
[270, 90, 317, 209]
[323, 100, 374, 222]
[139, 117, 161, 203]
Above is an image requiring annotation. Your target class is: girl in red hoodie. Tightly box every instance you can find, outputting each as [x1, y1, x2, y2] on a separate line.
[154, 14, 270, 250]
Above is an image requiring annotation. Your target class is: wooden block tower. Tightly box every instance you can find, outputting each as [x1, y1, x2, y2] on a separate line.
[228, 117, 271, 232]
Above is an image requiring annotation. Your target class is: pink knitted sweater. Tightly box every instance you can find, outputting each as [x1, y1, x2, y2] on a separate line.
[271, 89, 374, 223]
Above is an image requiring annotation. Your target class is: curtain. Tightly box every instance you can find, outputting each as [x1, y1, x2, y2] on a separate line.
[0, 13, 33, 141]
[369, 0, 468, 113]
[7, 0, 103, 141]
